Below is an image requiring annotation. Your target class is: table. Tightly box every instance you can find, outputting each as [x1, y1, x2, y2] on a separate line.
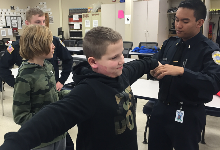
[131, 79, 220, 116]
[129, 50, 155, 56]
[67, 47, 83, 52]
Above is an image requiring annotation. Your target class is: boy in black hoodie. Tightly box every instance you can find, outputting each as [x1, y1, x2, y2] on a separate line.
[0, 26, 159, 150]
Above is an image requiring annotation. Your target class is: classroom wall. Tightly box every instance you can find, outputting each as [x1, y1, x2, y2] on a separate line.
[210, 0, 220, 9]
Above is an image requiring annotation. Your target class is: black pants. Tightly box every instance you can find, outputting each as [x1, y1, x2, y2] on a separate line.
[66, 132, 74, 150]
[148, 101, 206, 150]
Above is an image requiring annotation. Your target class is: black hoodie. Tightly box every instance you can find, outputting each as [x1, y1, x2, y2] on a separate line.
[0, 58, 158, 150]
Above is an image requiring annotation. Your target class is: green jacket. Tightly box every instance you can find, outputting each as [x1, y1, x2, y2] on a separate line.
[13, 60, 69, 149]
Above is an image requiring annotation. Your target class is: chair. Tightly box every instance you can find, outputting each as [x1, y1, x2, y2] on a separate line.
[123, 41, 133, 50]
[138, 42, 158, 60]
[123, 41, 133, 58]
[122, 48, 130, 58]
[0, 40, 6, 52]
[2, 38, 10, 44]
[142, 100, 157, 144]
[138, 42, 158, 48]
[76, 40, 83, 47]
[63, 40, 76, 47]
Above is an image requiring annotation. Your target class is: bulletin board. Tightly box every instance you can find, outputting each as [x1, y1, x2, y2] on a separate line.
[5, 16, 22, 29]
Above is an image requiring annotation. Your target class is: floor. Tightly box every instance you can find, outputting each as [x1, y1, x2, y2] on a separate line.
[1, 82, 220, 150]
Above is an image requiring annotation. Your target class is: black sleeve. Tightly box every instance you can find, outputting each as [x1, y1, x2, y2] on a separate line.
[123, 57, 158, 85]
[0, 41, 21, 87]
[182, 48, 220, 96]
[0, 83, 97, 150]
[54, 37, 73, 84]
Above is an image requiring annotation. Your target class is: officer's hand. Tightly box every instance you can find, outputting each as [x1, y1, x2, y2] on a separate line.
[153, 64, 184, 80]
[150, 61, 162, 77]
[56, 81, 64, 91]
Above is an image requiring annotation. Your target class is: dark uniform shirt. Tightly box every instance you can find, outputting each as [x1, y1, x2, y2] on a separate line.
[154, 32, 220, 104]
[0, 36, 73, 87]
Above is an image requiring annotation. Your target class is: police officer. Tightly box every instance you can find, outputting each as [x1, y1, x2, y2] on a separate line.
[0, 8, 74, 150]
[149, 1, 220, 150]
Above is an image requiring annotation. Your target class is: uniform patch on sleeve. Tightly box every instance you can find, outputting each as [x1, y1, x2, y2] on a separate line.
[59, 39, 65, 47]
[212, 51, 220, 65]
[7, 45, 14, 54]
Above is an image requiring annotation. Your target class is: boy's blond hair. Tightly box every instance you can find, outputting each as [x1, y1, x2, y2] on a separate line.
[83, 26, 122, 59]
[26, 8, 44, 22]
[19, 25, 52, 60]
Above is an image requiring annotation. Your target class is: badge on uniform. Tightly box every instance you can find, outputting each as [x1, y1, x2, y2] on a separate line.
[175, 110, 184, 123]
[59, 39, 65, 47]
[212, 51, 220, 65]
[7, 45, 14, 54]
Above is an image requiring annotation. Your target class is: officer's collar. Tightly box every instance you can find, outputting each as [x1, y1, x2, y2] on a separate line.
[176, 32, 203, 49]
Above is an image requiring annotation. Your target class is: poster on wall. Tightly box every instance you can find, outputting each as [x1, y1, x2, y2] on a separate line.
[49, 16, 54, 24]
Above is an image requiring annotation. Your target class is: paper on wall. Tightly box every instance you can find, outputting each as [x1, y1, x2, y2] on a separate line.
[1, 30, 6, 36]
[85, 20, 90, 28]
[73, 15, 79, 20]
[125, 15, 131, 24]
[17, 17, 22, 29]
[8, 28, 12, 35]
[74, 23, 80, 29]
[6, 16, 11, 27]
[93, 20, 98, 27]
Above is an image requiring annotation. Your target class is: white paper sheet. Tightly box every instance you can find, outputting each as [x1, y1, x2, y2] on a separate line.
[8, 28, 12, 35]
[74, 23, 80, 29]
[93, 20, 98, 27]
[1, 30, 6, 36]
[73, 15, 79, 20]
[85, 20, 90, 27]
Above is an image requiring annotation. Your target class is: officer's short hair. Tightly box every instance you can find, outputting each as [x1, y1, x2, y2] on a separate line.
[178, 0, 207, 21]
[19, 25, 52, 60]
[83, 26, 122, 59]
[26, 8, 44, 22]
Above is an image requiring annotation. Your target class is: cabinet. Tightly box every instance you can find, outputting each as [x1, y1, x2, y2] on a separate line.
[133, 0, 166, 47]
[82, 12, 101, 38]
[101, 3, 125, 40]
[68, 8, 87, 40]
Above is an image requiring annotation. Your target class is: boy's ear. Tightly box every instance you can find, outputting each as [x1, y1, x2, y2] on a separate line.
[25, 20, 30, 25]
[88, 57, 98, 69]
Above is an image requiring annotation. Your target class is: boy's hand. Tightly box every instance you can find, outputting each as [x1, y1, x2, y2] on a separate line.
[56, 81, 64, 91]
[153, 64, 184, 80]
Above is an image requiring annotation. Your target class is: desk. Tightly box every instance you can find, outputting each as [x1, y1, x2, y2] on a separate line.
[129, 50, 155, 56]
[67, 47, 83, 52]
[131, 79, 220, 116]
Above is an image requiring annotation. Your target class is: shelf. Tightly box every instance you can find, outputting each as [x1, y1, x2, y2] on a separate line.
[70, 37, 83, 39]
[70, 30, 82, 32]
[69, 22, 82, 24]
